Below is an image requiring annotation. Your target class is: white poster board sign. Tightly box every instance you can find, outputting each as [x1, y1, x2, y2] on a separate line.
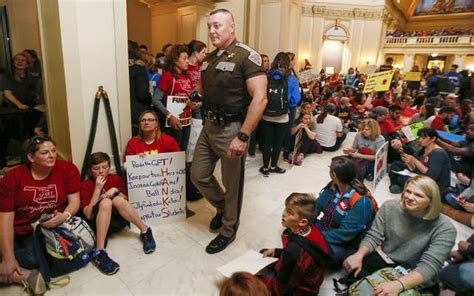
[166, 95, 192, 127]
[373, 141, 389, 190]
[325, 67, 334, 74]
[217, 250, 278, 278]
[186, 118, 203, 162]
[298, 69, 319, 84]
[125, 152, 186, 226]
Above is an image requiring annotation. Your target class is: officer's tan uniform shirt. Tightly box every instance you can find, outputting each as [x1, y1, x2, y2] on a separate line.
[200, 39, 265, 114]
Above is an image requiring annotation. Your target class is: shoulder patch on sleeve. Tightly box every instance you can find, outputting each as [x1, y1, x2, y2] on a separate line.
[248, 51, 262, 66]
[235, 42, 255, 53]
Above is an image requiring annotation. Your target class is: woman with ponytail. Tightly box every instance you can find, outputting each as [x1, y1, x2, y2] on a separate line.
[312, 156, 377, 265]
[315, 103, 346, 151]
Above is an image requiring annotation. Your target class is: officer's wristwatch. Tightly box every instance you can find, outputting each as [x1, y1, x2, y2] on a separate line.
[237, 131, 249, 142]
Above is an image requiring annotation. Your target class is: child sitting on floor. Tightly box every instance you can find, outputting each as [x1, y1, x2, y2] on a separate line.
[80, 152, 156, 275]
[260, 193, 332, 295]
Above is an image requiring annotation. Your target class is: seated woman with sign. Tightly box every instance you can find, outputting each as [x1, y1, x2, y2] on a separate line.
[0, 136, 81, 295]
[343, 176, 456, 295]
[125, 110, 180, 156]
[313, 156, 377, 265]
[342, 119, 385, 181]
[151, 44, 200, 151]
[80, 152, 155, 276]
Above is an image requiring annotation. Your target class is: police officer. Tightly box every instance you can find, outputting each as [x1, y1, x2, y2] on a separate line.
[191, 9, 267, 254]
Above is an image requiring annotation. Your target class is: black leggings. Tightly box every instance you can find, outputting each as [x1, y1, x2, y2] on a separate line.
[262, 120, 286, 167]
[321, 133, 347, 152]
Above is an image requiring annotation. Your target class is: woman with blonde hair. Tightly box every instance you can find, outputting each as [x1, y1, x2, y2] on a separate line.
[343, 175, 456, 295]
[343, 118, 385, 181]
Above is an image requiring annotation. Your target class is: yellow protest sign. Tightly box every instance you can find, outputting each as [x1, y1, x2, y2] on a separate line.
[363, 70, 394, 93]
[404, 72, 422, 81]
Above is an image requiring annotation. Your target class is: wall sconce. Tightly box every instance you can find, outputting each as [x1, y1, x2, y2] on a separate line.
[431, 53, 438, 57]
[303, 54, 310, 60]
[364, 57, 372, 65]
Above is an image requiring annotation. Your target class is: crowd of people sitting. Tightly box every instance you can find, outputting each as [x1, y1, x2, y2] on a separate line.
[386, 27, 474, 37]
[1, 38, 474, 295]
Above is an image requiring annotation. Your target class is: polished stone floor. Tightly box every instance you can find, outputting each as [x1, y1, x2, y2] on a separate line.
[1, 133, 470, 296]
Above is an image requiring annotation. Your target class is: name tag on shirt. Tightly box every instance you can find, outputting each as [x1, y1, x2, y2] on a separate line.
[215, 61, 235, 72]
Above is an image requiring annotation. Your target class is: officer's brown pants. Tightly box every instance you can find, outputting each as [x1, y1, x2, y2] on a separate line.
[191, 121, 245, 238]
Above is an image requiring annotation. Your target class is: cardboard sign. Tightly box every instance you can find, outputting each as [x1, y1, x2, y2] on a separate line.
[298, 69, 319, 84]
[186, 119, 203, 162]
[404, 72, 422, 81]
[166, 95, 192, 127]
[373, 141, 389, 191]
[401, 120, 426, 142]
[125, 152, 186, 226]
[363, 70, 394, 93]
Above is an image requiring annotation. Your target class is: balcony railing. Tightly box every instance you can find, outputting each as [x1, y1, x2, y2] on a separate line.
[384, 35, 473, 47]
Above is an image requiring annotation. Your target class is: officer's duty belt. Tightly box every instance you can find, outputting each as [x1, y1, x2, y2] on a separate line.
[203, 109, 244, 126]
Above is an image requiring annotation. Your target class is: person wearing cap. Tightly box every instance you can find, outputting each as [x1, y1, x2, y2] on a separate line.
[372, 106, 399, 139]
[315, 103, 346, 151]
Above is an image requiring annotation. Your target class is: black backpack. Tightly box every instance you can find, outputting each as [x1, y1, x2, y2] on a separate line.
[264, 73, 289, 116]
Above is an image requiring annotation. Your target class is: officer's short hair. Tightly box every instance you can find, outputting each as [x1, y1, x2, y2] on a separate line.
[210, 9, 234, 21]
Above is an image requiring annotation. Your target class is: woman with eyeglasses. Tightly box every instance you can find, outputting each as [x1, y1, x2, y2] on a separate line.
[312, 156, 377, 265]
[343, 176, 456, 296]
[0, 136, 81, 294]
[125, 110, 180, 156]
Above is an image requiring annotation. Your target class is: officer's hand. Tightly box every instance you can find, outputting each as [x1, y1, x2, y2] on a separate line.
[168, 115, 182, 130]
[227, 137, 247, 158]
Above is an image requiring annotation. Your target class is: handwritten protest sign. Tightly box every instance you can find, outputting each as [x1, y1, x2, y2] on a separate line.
[373, 141, 389, 191]
[125, 152, 186, 226]
[401, 120, 425, 142]
[363, 70, 394, 93]
[186, 119, 203, 162]
[298, 69, 319, 84]
[404, 72, 422, 81]
[166, 95, 192, 127]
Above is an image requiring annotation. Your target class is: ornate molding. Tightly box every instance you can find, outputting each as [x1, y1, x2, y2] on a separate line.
[302, 5, 384, 20]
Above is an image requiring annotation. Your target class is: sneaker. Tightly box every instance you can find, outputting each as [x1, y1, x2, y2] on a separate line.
[23, 269, 47, 296]
[287, 152, 294, 163]
[269, 166, 286, 174]
[205, 234, 236, 254]
[209, 212, 224, 232]
[259, 167, 269, 177]
[91, 249, 120, 275]
[389, 184, 403, 194]
[294, 153, 304, 166]
[366, 173, 374, 181]
[140, 227, 156, 254]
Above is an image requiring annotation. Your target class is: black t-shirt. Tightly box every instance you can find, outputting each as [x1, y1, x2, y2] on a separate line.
[1, 73, 37, 106]
[337, 105, 352, 122]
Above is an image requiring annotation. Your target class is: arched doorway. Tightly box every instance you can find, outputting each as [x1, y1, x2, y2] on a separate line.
[321, 24, 348, 74]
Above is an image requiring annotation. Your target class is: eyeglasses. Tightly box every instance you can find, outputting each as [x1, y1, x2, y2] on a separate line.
[140, 118, 157, 123]
[32, 135, 52, 144]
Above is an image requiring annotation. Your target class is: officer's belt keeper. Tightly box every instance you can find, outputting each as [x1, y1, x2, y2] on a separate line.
[203, 108, 246, 126]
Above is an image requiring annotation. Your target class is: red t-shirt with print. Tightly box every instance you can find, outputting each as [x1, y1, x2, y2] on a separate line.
[187, 64, 201, 87]
[157, 72, 195, 106]
[80, 174, 127, 209]
[124, 133, 180, 156]
[0, 160, 81, 235]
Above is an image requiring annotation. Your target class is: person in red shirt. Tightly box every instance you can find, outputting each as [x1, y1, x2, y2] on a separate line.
[373, 106, 398, 139]
[430, 106, 456, 132]
[125, 110, 180, 156]
[151, 44, 200, 151]
[0, 136, 81, 293]
[81, 152, 155, 275]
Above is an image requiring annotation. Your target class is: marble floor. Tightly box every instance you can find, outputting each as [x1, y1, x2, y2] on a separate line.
[1, 133, 471, 296]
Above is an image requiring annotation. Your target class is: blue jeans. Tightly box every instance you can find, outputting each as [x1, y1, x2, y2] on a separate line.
[439, 259, 474, 295]
[445, 191, 474, 211]
[14, 234, 38, 270]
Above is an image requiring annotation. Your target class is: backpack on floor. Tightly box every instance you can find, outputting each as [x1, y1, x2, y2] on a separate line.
[335, 267, 420, 296]
[264, 73, 289, 117]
